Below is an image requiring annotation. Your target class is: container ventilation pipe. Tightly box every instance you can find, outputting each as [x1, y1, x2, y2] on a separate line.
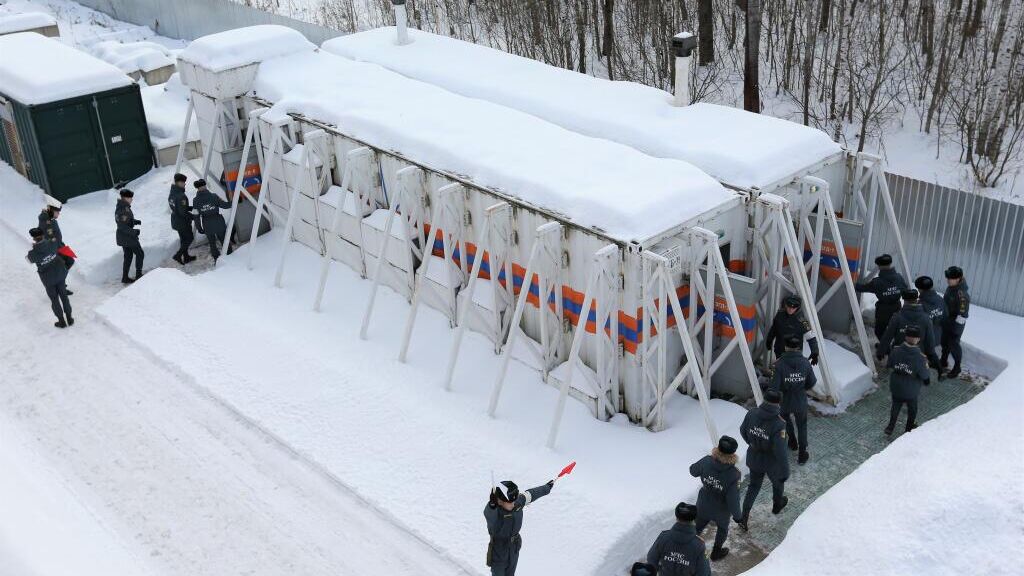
[393, 0, 410, 45]
[671, 32, 698, 107]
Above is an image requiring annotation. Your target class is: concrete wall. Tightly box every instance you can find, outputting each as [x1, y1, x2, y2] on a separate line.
[75, 0, 344, 44]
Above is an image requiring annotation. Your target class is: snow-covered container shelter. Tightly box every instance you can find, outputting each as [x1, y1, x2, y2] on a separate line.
[324, 26, 911, 406]
[0, 33, 153, 201]
[92, 41, 177, 86]
[0, 12, 59, 38]
[175, 25, 773, 445]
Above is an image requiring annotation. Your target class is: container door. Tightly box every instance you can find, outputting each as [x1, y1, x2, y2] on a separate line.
[94, 89, 153, 186]
[33, 100, 111, 201]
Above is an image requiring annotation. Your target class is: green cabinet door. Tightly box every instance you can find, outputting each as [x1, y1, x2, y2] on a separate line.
[33, 99, 110, 201]
[94, 88, 153, 187]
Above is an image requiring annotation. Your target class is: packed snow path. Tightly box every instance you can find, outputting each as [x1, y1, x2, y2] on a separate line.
[703, 367, 986, 574]
[0, 225, 468, 576]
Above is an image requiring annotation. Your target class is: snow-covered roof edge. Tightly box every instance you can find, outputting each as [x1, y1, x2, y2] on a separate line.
[0, 33, 132, 105]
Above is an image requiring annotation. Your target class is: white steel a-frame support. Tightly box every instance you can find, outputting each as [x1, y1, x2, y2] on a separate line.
[359, 165, 427, 333]
[637, 247, 718, 446]
[313, 147, 375, 311]
[246, 114, 297, 271]
[442, 201, 513, 390]
[546, 243, 621, 448]
[397, 183, 469, 361]
[849, 152, 912, 281]
[273, 129, 330, 288]
[488, 221, 563, 417]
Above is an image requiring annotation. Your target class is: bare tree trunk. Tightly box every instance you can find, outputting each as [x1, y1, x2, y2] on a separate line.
[698, 0, 714, 65]
[804, 0, 821, 125]
[603, 0, 615, 79]
[744, 0, 763, 113]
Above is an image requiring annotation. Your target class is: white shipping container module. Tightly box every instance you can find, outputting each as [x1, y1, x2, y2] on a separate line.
[0, 12, 58, 37]
[175, 26, 798, 442]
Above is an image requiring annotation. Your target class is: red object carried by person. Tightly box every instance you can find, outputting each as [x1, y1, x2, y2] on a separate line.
[58, 245, 77, 259]
[557, 461, 576, 479]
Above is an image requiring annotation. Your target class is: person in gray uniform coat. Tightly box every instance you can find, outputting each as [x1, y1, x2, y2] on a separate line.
[878, 289, 939, 369]
[764, 294, 819, 365]
[941, 266, 970, 379]
[856, 253, 908, 342]
[192, 179, 233, 262]
[739, 389, 790, 528]
[169, 173, 196, 265]
[770, 336, 817, 465]
[25, 227, 73, 328]
[484, 478, 554, 576]
[915, 276, 946, 352]
[689, 435, 742, 561]
[115, 188, 144, 284]
[38, 202, 73, 293]
[885, 325, 931, 435]
[646, 502, 711, 576]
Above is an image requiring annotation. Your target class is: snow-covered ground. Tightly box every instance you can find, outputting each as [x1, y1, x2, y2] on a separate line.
[0, 0, 185, 52]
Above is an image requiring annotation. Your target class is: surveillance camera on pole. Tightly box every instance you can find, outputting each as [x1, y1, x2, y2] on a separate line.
[672, 32, 698, 107]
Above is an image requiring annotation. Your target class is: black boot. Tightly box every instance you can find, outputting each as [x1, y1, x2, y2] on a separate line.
[710, 547, 730, 561]
[54, 319, 67, 328]
[122, 276, 135, 284]
[788, 436, 798, 451]
[184, 254, 197, 263]
[905, 423, 918, 432]
[884, 424, 894, 436]
[65, 287, 74, 295]
[798, 451, 809, 465]
[947, 366, 962, 379]
[772, 496, 789, 515]
[173, 253, 184, 265]
[67, 316, 75, 326]
[737, 514, 749, 532]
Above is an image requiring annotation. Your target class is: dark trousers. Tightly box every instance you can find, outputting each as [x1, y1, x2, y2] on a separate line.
[888, 398, 918, 430]
[175, 227, 194, 259]
[122, 243, 144, 279]
[742, 471, 785, 518]
[782, 410, 809, 452]
[205, 229, 225, 260]
[44, 281, 72, 321]
[696, 516, 730, 552]
[874, 303, 900, 341]
[489, 538, 520, 576]
[940, 326, 963, 368]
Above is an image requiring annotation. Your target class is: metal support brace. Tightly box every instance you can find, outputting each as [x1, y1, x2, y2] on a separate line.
[274, 129, 328, 288]
[222, 107, 274, 265]
[247, 115, 294, 270]
[851, 152, 912, 281]
[488, 222, 562, 417]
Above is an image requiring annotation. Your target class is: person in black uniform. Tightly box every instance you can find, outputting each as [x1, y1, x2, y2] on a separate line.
[878, 289, 939, 369]
[115, 188, 144, 284]
[855, 254, 908, 343]
[885, 325, 931, 435]
[192, 179, 233, 262]
[38, 202, 73, 294]
[941, 266, 970, 379]
[739, 389, 790, 528]
[645, 502, 711, 576]
[764, 294, 819, 365]
[484, 479, 554, 576]
[770, 336, 817, 465]
[168, 173, 196, 265]
[25, 227, 73, 328]
[689, 435, 743, 561]
[916, 276, 946, 356]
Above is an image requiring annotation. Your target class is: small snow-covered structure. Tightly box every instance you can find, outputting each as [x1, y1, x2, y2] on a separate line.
[0, 12, 59, 38]
[92, 40, 176, 86]
[142, 74, 201, 167]
[323, 27, 915, 405]
[0, 33, 152, 201]
[175, 26, 769, 445]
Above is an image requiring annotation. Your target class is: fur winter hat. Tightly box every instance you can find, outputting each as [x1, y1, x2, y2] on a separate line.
[875, 254, 893, 266]
[675, 502, 698, 522]
[784, 335, 802, 350]
[765, 389, 782, 404]
[902, 289, 919, 302]
[718, 435, 739, 455]
[915, 276, 934, 291]
[945, 266, 964, 279]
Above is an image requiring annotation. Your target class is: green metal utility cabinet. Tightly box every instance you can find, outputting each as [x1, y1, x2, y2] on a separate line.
[0, 33, 153, 202]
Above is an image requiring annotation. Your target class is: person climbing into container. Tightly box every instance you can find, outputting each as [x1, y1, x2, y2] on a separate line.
[855, 254, 908, 344]
[738, 388, 790, 529]
[878, 289, 939, 370]
[168, 173, 196, 265]
[25, 227, 73, 328]
[915, 276, 947, 354]
[689, 435, 743, 561]
[764, 294, 819, 365]
[645, 502, 711, 576]
[484, 478, 554, 576]
[115, 188, 144, 284]
[38, 200, 73, 294]
[192, 179, 233, 263]
[770, 335, 817, 465]
[940, 266, 970, 380]
[885, 324, 931, 435]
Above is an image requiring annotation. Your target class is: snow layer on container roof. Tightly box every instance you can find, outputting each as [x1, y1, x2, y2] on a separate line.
[92, 40, 174, 74]
[0, 12, 56, 34]
[254, 51, 732, 242]
[323, 28, 844, 190]
[178, 25, 314, 73]
[0, 32, 131, 105]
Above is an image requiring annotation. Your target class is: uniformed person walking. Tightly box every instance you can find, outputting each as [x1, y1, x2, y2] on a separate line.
[915, 276, 946, 355]
[484, 478, 554, 576]
[38, 201, 73, 293]
[739, 389, 790, 528]
[192, 180, 233, 263]
[764, 294, 819, 365]
[878, 289, 939, 369]
[689, 435, 743, 561]
[25, 227, 73, 328]
[855, 254, 908, 343]
[770, 335, 817, 465]
[115, 188, 144, 284]
[941, 266, 970, 379]
[645, 502, 711, 576]
[885, 325, 931, 435]
[169, 173, 196, 265]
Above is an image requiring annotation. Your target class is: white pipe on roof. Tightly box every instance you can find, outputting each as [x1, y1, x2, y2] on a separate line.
[672, 32, 697, 107]
[392, 0, 410, 46]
